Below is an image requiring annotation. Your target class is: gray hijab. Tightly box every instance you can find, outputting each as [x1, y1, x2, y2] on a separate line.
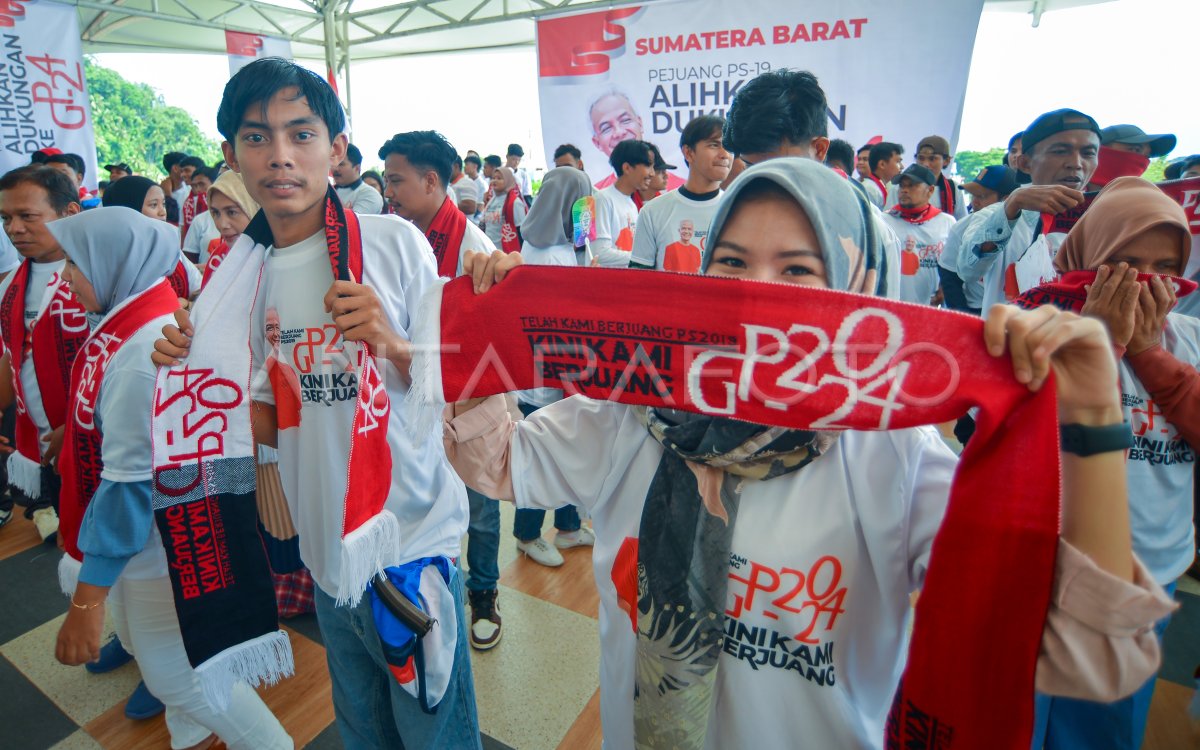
[702, 157, 886, 296]
[518, 166, 592, 248]
[46, 206, 181, 314]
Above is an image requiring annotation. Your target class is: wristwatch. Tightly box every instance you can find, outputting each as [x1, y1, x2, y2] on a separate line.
[1060, 422, 1134, 456]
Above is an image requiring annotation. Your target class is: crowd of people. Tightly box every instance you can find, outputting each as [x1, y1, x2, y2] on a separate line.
[1, 56, 1196, 750]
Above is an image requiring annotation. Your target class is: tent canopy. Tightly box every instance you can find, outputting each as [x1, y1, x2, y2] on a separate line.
[69, 0, 1115, 60]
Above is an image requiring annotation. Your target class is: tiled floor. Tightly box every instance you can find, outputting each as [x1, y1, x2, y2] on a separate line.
[2, 500, 1198, 749]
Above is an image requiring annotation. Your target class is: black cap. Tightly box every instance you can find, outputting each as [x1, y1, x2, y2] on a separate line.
[891, 163, 936, 186]
[647, 143, 677, 171]
[1021, 109, 1100, 153]
[104, 162, 132, 173]
[1100, 124, 1177, 158]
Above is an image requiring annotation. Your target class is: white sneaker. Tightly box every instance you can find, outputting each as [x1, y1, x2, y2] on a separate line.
[516, 537, 564, 567]
[32, 507, 59, 542]
[554, 526, 596, 550]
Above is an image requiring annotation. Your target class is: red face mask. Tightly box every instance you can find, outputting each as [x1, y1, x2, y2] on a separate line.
[1089, 145, 1150, 188]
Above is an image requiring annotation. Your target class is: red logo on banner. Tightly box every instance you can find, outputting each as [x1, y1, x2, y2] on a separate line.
[225, 30, 265, 57]
[0, 0, 27, 28]
[537, 7, 642, 78]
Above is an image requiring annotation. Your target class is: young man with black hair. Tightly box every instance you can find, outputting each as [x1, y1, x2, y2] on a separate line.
[333, 143, 385, 216]
[463, 154, 487, 221]
[553, 143, 584, 170]
[823, 139, 855, 175]
[721, 68, 901, 298]
[855, 143, 873, 181]
[505, 143, 532, 204]
[593, 139, 652, 267]
[104, 162, 132, 182]
[863, 142, 903, 209]
[880, 164, 956, 305]
[0, 166, 84, 541]
[890, 135, 967, 219]
[155, 59, 483, 749]
[448, 155, 479, 217]
[178, 156, 211, 245]
[631, 115, 730, 273]
[1007, 131, 1032, 185]
[961, 108, 1098, 313]
[379, 130, 495, 276]
[160, 152, 191, 207]
[634, 143, 674, 208]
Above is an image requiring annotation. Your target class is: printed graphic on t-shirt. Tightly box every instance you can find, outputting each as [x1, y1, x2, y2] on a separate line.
[900, 235, 944, 276]
[664, 242, 701, 273]
[1124, 392, 1196, 467]
[722, 550, 845, 687]
[266, 307, 358, 425]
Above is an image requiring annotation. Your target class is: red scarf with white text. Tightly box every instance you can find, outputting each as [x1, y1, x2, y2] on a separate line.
[0, 261, 89, 497]
[181, 191, 208, 244]
[426, 196, 468, 278]
[500, 187, 523, 254]
[411, 267, 1063, 750]
[1013, 269, 1198, 313]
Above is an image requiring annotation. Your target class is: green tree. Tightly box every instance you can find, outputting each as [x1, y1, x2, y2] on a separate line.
[85, 59, 222, 182]
[952, 148, 1007, 181]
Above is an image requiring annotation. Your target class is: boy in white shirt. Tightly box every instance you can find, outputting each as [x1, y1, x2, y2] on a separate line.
[593, 139, 653, 268]
[333, 143, 385, 216]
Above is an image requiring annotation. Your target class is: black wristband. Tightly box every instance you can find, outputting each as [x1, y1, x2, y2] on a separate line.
[1060, 422, 1134, 457]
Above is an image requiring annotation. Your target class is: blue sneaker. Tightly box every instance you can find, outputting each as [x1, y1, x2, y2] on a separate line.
[125, 681, 165, 720]
[86, 636, 133, 674]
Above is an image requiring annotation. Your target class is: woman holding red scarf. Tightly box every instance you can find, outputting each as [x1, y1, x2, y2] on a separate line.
[479, 166, 525, 253]
[50, 207, 291, 750]
[442, 158, 1174, 750]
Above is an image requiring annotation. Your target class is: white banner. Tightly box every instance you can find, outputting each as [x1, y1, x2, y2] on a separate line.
[226, 31, 294, 77]
[0, 1, 98, 189]
[536, 0, 984, 188]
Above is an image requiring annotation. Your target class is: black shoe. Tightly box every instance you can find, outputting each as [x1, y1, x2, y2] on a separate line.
[467, 589, 502, 651]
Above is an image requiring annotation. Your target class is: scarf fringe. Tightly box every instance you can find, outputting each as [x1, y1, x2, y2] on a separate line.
[405, 277, 448, 441]
[7, 451, 42, 499]
[58, 553, 81, 597]
[196, 628, 294, 711]
[336, 509, 402, 607]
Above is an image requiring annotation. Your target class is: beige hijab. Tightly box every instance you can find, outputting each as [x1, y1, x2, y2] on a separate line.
[1054, 176, 1190, 273]
[207, 170, 260, 218]
[494, 166, 518, 195]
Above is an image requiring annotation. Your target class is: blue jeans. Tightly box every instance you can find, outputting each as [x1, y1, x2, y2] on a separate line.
[466, 488, 500, 591]
[314, 568, 482, 750]
[1030, 581, 1176, 750]
[513, 400, 582, 542]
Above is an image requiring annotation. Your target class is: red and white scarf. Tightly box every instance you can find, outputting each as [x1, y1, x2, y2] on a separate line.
[0, 261, 89, 497]
[890, 203, 942, 225]
[57, 280, 181, 587]
[867, 174, 889, 203]
[411, 267, 1064, 750]
[181, 191, 208, 245]
[426, 196, 468, 278]
[500, 187, 523, 254]
[155, 187, 395, 608]
[202, 238, 230, 289]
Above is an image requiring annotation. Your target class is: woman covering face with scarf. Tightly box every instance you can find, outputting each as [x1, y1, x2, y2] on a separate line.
[445, 159, 1173, 750]
[1029, 175, 1200, 750]
[49, 208, 292, 750]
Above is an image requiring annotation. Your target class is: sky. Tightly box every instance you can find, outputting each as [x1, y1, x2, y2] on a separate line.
[94, 0, 1199, 174]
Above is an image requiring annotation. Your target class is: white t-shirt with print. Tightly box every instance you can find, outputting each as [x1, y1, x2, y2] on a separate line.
[250, 215, 468, 597]
[630, 189, 721, 273]
[509, 397, 957, 750]
[183, 211, 220, 262]
[880, 211, 956, 305]
[480, 194, 527, 248]
[594, 184, 639, 268]
[1120, 313, 1200, 584]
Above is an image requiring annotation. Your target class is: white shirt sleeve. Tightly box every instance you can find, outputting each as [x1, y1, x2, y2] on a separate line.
[183, 211, 212, 260]
[630, 201, 659, 268]
[355, 184, 385, 216]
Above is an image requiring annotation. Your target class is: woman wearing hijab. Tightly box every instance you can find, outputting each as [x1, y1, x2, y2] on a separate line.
[1031, 176, 1200, 750]
[446, 159, 1173, 749]
[101, 176, 167, 221]
[479, 167, 525, 253]
[49, 208, 292, 750]
[202, 171, 259, 284]
[506, 166, 597, 566]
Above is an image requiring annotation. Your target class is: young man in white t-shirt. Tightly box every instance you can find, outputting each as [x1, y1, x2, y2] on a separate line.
[593, 139, 653, 268]
[156, 60, 482, 749]
[879, 164, 957, 305]
[862, 142, 903, 210]
[448, 156, 479, 217]
[463, 154, 487, 222]
[631, 115, 731, 273]
[332, 143, 385, 216]
[505, 144, 532, 205]
[884, 136, 968, 220]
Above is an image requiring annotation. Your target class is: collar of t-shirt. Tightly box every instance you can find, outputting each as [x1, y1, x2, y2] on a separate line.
[26, 260, 64, 321]
[678, 187, 720, 202]
[340, 179, 364, 192]
[271, 228, 326, 264]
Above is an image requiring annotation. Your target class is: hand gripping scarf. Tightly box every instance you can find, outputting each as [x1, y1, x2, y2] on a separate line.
[151, 188, 394, 706]
[411, 159, 1063, 749]
[0, 260, 89, 497]
[427, 195, 468, 278]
